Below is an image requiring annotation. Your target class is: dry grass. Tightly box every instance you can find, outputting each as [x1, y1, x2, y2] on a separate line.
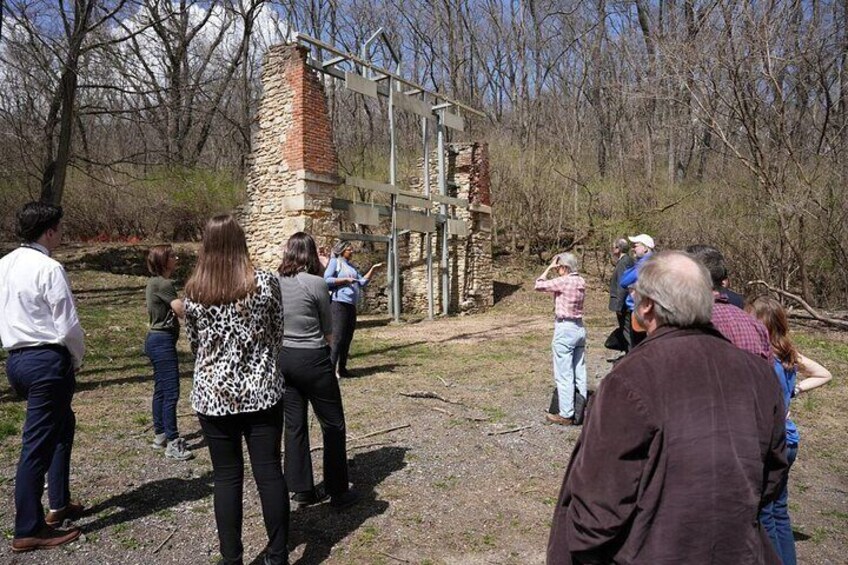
[0, 249, 845, 564]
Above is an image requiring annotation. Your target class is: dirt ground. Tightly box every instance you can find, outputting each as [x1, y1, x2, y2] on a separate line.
[0, 246, 846, 564]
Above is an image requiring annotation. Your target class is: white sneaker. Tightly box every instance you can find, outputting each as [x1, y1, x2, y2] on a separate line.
[165, 437, 194, 461]
[151, 433, 167, 449]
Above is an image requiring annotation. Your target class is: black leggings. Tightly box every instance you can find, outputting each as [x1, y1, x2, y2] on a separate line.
[280, 346, 349, 496]
[330, 301, 357, 374]
[198, 402, 289, 565]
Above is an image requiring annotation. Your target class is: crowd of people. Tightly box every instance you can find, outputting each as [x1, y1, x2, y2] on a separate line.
[536, 232, 833, 565]
[0, 203, 383, 562]
[0, 200, 837, 564]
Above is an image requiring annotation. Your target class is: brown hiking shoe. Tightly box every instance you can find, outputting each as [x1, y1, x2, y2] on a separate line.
[45, 501, 85, 527]
[545, 413, 574, 426]
[11, 526, 81, 552]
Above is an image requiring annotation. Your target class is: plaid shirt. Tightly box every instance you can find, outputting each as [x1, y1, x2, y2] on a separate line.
[711, 297, 771, 361]
[535, 273, 586, 319]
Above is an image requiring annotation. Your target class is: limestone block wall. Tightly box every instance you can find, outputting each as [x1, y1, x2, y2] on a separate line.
[240, 44, 341, 270]
[403, 143, 493, 315]
[241, 42, 493, 315]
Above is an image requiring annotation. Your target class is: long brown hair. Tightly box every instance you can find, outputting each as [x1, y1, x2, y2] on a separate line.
[279, 232, 321, 276]
[746, 296, 798, 370]
[146, 244, 174, 276]
[185, 215, 256, 306]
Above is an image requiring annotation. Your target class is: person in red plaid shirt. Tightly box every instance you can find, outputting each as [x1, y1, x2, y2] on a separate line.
[686, 244, 771, 361]
[535, 253, 587, 426]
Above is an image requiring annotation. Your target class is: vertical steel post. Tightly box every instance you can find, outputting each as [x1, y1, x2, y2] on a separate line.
[389, 78, 400, 322]
[437, 111, 449, 316]
[423, 113, 433, 320]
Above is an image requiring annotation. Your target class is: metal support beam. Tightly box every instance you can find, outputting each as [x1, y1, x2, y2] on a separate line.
[389, 78, 401, 322]
[423, 114, 434, 320]
[437, 112, 449, 316]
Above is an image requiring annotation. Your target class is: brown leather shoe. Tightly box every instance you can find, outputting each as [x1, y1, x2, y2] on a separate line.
[45, 501, 85, 526]
[11, 526, 81, 552]
[545, 413, 574, 426]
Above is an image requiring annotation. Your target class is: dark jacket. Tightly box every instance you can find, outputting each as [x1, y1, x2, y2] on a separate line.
[608, 254, 635, 312]
[547, 325, 788, 565]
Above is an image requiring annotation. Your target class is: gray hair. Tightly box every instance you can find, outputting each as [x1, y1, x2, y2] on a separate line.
[633, 251, 713, 327]
[614, 238, 629, 253]
[332, 239, 352, 257]
[556, 252, 579, 273]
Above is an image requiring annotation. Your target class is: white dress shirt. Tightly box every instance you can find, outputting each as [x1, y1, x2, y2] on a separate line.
[0, 244, 85, 369]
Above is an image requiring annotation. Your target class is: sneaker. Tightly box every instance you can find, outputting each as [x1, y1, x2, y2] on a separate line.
[11, 526, 81, 552]
[545, 413, 574, 426]
[329, 489, 360, 510]
[151, 433, 167, 449]
[291, 488, 328, 510]
[165, 437, 194, 461]
[45, 501, 85, 527]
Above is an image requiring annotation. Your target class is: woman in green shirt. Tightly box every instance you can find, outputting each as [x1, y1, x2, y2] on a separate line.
[144, 244, 192, 461]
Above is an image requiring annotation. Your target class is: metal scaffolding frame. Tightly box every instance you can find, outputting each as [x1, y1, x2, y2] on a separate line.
[291, 31, 484, 322]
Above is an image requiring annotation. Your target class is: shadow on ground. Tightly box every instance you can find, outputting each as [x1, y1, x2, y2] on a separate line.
[82, 471, 214, 533]
[494, 280, 523, 304]
[283, 445, 408, 565]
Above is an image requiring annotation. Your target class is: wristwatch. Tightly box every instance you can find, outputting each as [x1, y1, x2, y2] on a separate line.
[793, 384, 802, 397]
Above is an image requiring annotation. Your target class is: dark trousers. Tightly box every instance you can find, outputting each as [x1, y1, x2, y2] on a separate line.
[280, 346, 349, 496]
[6, 346, 76, 537]
[145, 331, 180, 440]
[623, 310, 647, 351]
[198, 402, 289, 565]
[330, 302, 357, 374]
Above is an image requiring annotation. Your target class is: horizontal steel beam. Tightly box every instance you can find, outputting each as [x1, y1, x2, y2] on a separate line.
[338, 232, 391, 243]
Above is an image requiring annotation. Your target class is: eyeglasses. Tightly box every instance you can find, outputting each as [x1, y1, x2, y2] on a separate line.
[630, 288, 674, 314]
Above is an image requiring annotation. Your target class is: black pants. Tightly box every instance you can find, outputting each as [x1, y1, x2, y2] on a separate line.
[6, 345, 75, 537]
[623, 310, 646, 351]
[280, 346, 349, 496]
[330, 302, 357, 374]
[198, 402, 289, 565]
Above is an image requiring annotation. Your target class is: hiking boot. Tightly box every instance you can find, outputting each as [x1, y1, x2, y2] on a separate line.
[151, 432, 167, 449]
[291, 488, 328, 510]
[545, 413, 574, 426]
[165, 437, 194, 461]
[11, 526, 81, 552]
[330, 489, 360, 510]
[45, 501, 85, 527]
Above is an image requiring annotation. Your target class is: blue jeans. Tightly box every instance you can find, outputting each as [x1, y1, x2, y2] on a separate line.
[552, 320, 587, 418]
[145, 331, 180, 440]
[6, 345, 76, 537]
[760, 444, 798, 565]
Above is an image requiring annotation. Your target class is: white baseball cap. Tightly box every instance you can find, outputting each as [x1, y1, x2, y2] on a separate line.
[628, 234, 655, 249]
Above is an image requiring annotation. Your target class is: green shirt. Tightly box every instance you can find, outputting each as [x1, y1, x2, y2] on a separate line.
[146, 276, 179, 334]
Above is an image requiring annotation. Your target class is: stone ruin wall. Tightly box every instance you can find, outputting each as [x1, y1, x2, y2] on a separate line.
[241, 43, 493, 316]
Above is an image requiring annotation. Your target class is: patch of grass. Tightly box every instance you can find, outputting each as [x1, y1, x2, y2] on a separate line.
[810, 526, 828, 544]
[0, 403, 25, 440]
[132, 414, 150, 426]
[433, 475, 458, 490]
[482, 406, 507, 423]
[482, 532, 497, 547]
[357, 524, 379, 546]
[821, 509, 848, 521]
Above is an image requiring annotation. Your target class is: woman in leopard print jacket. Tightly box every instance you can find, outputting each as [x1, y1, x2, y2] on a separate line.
[184, 215, 288, 565]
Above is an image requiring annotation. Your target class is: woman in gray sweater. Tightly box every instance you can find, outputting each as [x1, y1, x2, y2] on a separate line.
[278, 232, 358, 510]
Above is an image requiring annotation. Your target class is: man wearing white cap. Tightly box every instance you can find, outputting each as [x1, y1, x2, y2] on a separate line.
[619, 233, 655, 350]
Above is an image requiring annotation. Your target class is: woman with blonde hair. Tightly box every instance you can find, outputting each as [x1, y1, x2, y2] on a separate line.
[184, 215, 288, 565]
[747, 296, 833, 565]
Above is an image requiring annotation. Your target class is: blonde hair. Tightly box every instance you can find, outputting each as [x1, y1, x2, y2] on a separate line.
[185, 215, 256, 306]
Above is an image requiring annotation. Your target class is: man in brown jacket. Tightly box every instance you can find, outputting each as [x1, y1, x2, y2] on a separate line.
[547, 251, 788, 565]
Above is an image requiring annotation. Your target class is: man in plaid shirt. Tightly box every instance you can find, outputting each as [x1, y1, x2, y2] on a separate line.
[686, 245, 771, 360]
[535, 253, 587, 425]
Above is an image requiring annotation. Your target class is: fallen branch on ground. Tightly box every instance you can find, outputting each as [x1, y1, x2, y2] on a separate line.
[435, 375, 452, 387]
[487, 425, 533, 436]
[748, 280, 848, 330]
[376, 550, 410, 563]
[398, 391, 464, 405]
[351, 423, 411, 442]
[153, 529, 176, 554]
[429, 406, 490, 422]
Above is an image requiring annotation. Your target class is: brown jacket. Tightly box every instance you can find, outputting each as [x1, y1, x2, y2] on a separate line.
[547, 325, 788, 565]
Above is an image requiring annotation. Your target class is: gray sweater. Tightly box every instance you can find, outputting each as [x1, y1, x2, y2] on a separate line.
[278, 272, 332, 349]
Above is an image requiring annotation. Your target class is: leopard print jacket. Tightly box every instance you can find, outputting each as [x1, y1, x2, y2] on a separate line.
[184, 270, 284, 416]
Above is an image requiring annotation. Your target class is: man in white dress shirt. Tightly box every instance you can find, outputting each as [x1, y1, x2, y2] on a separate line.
[0, 202, 85, 552]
